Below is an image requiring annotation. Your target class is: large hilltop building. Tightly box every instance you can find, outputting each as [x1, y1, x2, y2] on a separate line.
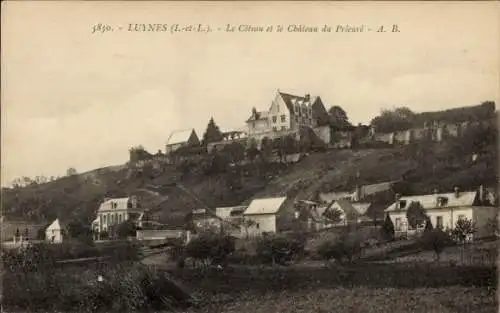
[245, 89, 328, 142]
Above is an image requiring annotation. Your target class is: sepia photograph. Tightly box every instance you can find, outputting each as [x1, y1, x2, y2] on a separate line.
[1, 1, 499, 312]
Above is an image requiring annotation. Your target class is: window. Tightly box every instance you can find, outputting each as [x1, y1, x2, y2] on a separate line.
[119, 214, 123, 223]
[281, 115, 286, 122]
[436, 216, 444, 229]
[272, 127, 277, 132]
[437, 197, 448, 207]
[272, 116, 277, 123]
[281, 126, 286, 131]
[256, 223, 260, 229]
[395, 218, 402, 231]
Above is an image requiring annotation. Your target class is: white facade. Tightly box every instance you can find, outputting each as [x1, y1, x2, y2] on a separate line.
[45, 218, 64, 243]
[243, 196, 287, 236]
[92, 196, 143, 236]
[385, 189, 498, 239]
[245, 90, 323, 143]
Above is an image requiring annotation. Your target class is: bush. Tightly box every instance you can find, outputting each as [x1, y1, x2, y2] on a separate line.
[419, 229, 454, 262]
[316, 230, 364, 264]
[255, 233, 305, 265]
[185, 231, 235, 267]
[2, 262, 194, 312]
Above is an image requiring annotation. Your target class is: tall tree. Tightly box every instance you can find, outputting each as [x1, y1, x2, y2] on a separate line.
[328, 106, 352, 129]
[66, 167, 78, 176]
[260, 137, 273, 162]
[246, 138, 260, 163]
[370, 107, 416, 133]
[202, 117, 223, 145]
[406, 201, 428, 229]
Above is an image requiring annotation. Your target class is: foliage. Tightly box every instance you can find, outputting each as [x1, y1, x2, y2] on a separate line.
[67, 218, 94, 244]
[370, 107, 417, 133]
[380, 214, 395, 241]
[2, 261, 194, 313]
[406, 201, 428, 229]
[419, 228, 454, 262]
[424, 216, 434, 232]
[260, 137, 274, 162]
[246, 138, 260, 162]
[185, 231, 236, 266]
[255, 233, 306, 265]
[233, 217, 258, 239]
[316, 230, 363, 263]
[66, 167, 78, 176]
[223, 142, 246, 164]
[328, 105, 352, 129]
[322, 206, 343, 225]
[450, 218, 476, 244]
[202, 117, 223, 145]
[115, 220, 137, 239]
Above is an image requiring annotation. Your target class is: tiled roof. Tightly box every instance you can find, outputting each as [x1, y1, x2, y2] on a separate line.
[244, 196, 287, 215]
[98, 197, 131, 212]
[246, 111, 269, 122]
[385, 191, 477, 212]
[278, 92, 315, 112]
[166, 129, 195, 146]
[215, 206, 247, 219]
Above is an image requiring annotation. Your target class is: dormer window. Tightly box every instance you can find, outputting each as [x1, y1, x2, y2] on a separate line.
[397, 200, 407, 209]
[437, 197, 448, 207]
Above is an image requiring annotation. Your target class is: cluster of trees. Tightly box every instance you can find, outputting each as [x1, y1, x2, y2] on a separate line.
[10, 167, 78, 189]
[370, 101, 496, 134]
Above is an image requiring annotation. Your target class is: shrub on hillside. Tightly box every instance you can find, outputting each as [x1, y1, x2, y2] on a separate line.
[185, 231, 235, 267]
[3, 262, 194, 312]
[316, 230, 364, 264]
[255, 233, 306, 265]
[419, 228, 454, 262]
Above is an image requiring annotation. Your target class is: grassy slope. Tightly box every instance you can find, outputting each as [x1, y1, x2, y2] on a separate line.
[2, 138, 497, 226]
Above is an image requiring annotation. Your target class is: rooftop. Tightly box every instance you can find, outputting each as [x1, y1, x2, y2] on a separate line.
[244, 196, 287, 215]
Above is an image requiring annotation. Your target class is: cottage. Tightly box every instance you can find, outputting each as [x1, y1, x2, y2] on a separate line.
[385, 187, 499, 239]
[243, 196, 287, 236]
[45, 218, 65, 243]
[165, 128, 200, 155]
[92, 196, 144, 239]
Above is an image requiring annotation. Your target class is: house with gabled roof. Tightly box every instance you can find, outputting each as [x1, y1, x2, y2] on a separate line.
[243, 196, 288, 236]
[92, 196, 144, 239]
[385, 187, 499, 239]
[45, 218, 67, 243]
[165, 128, 200, 155]
[245, 89, 328, 143]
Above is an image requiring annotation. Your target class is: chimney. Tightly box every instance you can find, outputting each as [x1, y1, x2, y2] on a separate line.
[479, 185, 484, 203]
[395, 193, 401, 210]
[355, 185, 361, 202]
[454, 186, 459, 198]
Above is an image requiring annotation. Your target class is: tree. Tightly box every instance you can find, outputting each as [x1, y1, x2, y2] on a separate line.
[406, 201, 428, 229]
[66, 167, 77, 176]
[234, 217, 257, 239]
[381, 214, 395, 242]
[322, 206, 343, 225]
[224, 142, 246, 165]
[201, 117, 223, 145]
[185, 230, 235, 267]
[328, 106, 352, 129]
[116, 220, 137, 239]
[67, 219, 94, 245]
[246, 138, 260, 163]
[451, 218, 476, 262]
[283, 134, 299, 155]
[419, 229, 453, 262]
[370, 107, 416, 133]
[260, 137, 273, 162]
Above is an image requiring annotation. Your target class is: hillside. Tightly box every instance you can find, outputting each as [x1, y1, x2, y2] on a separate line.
[2, 124, 497, 229]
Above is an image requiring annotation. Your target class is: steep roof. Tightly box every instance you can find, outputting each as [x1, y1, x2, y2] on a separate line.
[97, 197, 132, 212]
[246, 111, 269, 122]
[215, 206, 247, 219]
[278, 91, 316, 112]
[166, 129, 195, 146]
[46, 218, 65, 231]
[385, 191, 477, 212]
[244, 196, 287, 215]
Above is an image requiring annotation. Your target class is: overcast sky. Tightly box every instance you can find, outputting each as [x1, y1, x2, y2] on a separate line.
[1, 1, 498, 186]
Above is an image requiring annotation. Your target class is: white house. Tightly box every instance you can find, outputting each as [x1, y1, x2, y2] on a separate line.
[245, 90, 328, 143]
[165, 128, 200, 155]
[45, 218, 65, 243]
[243, 196, 288, 236]
[385, 187, 498, 239]
[92, 196, 144, 239]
